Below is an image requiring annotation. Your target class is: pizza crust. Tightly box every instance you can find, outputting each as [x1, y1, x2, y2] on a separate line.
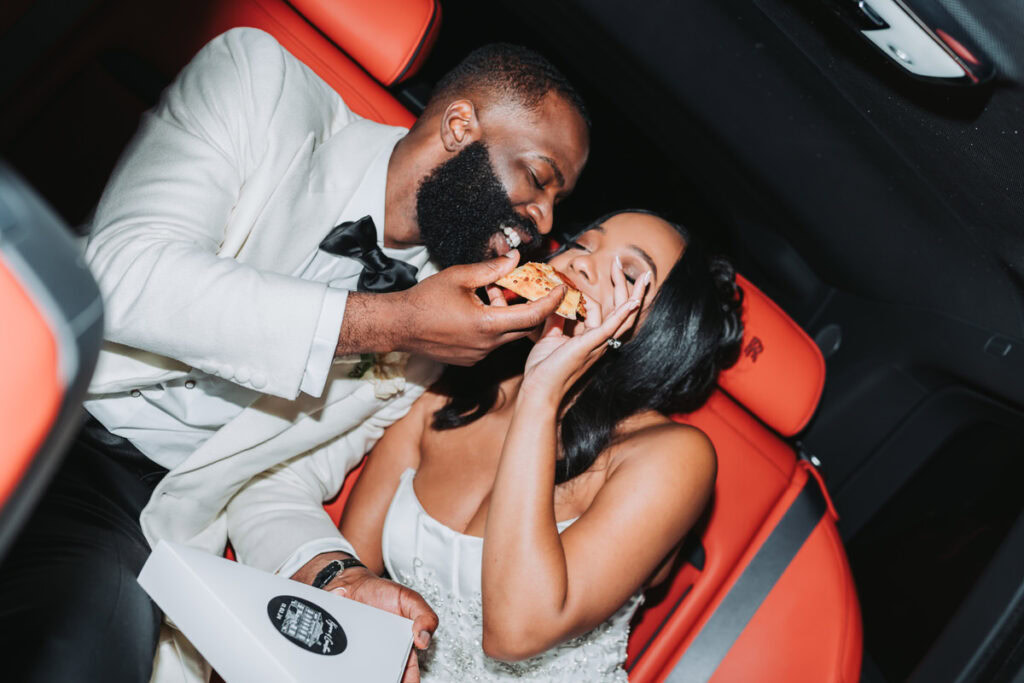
[495, 262, 588, 320]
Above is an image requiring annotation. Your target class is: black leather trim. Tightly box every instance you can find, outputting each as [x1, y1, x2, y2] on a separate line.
[664, 477, 827, 682]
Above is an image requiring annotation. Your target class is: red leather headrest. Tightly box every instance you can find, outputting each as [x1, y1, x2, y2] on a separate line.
[717, 274, 825, 437]
[289, 0, 441, 86]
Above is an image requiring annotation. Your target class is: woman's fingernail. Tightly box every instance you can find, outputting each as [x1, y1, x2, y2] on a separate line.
[615, 255, 623, 269]
[643, 271, 652, 285]
[419, 630, 432, 647]
[629, 300, 641, 310]
[504, 248, 519, 259]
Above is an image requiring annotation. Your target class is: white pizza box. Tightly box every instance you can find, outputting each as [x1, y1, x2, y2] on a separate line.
[138, 541, 413, 683]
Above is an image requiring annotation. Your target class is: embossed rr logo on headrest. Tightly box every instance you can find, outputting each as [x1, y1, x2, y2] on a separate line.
[744, 336, 764, 363]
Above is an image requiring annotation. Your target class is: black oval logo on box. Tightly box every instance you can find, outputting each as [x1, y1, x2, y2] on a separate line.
[267, 595, 347, 656]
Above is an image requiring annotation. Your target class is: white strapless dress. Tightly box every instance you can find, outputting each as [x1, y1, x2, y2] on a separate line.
[382, 468, 643, 682]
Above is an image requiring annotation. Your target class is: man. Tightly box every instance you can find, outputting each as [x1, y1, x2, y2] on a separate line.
[0, 28, 589, 683]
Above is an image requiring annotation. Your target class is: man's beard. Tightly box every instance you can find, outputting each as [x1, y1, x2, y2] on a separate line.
[415, 141, 539, 269]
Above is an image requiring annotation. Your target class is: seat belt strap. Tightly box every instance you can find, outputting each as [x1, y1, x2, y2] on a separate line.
[665, 476, 827, 682]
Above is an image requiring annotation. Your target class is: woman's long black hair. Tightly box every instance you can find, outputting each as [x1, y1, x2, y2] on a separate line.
[431, 209, 745, 484]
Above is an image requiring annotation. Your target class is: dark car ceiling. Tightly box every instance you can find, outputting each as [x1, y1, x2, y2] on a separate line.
[483, 0, 1024, 335]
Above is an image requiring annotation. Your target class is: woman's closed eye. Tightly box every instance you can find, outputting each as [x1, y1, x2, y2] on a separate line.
[621, 261, 650, 285]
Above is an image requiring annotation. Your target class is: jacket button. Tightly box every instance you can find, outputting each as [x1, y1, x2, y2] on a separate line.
[184, 379, 196, 389]
[251, 372, 268, 389]
[131, 389, 142, 398]
[234, 367, 251, 383]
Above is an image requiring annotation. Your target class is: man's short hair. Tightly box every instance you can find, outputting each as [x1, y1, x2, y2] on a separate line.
[424, 43, 590, 129]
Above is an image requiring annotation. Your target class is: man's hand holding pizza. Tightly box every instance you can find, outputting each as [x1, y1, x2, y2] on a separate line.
[337, 250, 566, 366]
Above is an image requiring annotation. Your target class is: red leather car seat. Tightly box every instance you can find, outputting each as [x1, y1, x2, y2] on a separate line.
[198, 0, 439, 128]
[0, 255, 61, 505]
[0, 165, 104, 562]
[625, 274, 862, 683]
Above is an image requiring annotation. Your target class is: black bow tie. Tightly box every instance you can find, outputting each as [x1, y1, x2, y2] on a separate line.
[318, 215, 419, 293]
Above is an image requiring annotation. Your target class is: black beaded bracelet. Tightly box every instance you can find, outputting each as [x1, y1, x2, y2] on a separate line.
[311, 557, 366, 589]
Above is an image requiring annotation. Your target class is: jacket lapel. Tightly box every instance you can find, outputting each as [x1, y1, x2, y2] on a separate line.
[239, 119, 406, 273]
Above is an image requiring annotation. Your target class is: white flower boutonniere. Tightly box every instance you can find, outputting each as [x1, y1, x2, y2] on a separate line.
[336, 351, 410, 399]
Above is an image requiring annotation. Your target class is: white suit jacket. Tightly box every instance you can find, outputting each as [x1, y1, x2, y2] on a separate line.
[83, 28, 439, 681]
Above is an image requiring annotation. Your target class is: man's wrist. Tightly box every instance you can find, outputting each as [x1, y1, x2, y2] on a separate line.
[291, 551, 357, 584]
[336, 291, 407, 357]
[312, 557, 367, 588]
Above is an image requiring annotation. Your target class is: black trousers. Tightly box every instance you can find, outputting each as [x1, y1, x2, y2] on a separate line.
[0, 416, 169, 683]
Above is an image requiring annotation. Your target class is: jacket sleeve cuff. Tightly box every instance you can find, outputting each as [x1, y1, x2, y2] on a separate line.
[298, 287, 348, 398]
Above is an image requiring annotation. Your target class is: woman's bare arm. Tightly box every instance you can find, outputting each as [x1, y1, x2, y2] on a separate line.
[482, 394, 715, 661]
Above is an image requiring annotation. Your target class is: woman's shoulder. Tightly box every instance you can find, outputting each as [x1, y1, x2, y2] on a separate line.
[609, 414, 717, 483]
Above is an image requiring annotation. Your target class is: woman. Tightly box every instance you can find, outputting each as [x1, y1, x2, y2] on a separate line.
[340, 210, 744, 681]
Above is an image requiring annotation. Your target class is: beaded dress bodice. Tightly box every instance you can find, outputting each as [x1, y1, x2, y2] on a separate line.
[382, 468, 643, 682]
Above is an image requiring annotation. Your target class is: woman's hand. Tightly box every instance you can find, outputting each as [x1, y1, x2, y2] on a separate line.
[520, 261, 651, 401]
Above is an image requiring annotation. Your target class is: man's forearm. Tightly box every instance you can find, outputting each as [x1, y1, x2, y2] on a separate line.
[336, 291, 406, 356]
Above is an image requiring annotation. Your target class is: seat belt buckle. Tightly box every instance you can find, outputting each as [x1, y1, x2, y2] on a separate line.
[795, 443, 839, 522]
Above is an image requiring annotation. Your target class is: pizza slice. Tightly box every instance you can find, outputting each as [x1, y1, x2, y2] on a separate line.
[494, 262, 588, 321]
